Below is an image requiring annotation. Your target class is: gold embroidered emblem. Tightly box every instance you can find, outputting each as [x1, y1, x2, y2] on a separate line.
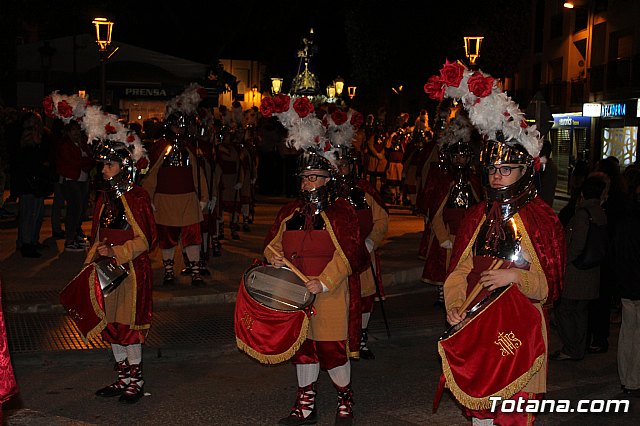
[495, 331, 522, 356]
[241, 311, 254, 330]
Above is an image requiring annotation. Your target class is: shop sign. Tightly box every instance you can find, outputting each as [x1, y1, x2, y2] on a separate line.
[601, 102, 626, 118]
[124, 88, 168, 97]
[582, 103, 601, 117]
[553, 115, 591, 128]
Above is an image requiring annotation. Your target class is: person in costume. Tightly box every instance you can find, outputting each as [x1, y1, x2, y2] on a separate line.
[364, 120, 388, 192]
[261, 94, 368, 426]
[80, 108, 156, 404]
[336, 148, 389, 360]
[423, 61, 565, 425]
[384, 125, 407, 205]
[420, 109, 483, 307]
[213, 125, 246, 240]
[415, 101, 450, 260]
[141, 84, 210, 287]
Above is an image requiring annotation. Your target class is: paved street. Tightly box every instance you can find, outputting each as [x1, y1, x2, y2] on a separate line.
[0, 194, 637, 425]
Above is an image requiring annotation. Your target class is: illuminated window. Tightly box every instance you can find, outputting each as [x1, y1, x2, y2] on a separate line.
[602, 126, 638, 165]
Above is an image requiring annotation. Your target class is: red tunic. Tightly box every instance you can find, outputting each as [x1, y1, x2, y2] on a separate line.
[0, 277, 18, 409]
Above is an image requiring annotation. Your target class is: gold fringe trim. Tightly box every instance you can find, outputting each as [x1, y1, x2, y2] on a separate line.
[321, 211, 352, 276]
[513, 214, 547, 304]
[84, 268, 107, 343]
[236, 315, 310, 365]
[438, 341, 545, 410]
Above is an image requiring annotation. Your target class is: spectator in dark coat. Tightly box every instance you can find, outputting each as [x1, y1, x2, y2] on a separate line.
[551, 174, 608, 360]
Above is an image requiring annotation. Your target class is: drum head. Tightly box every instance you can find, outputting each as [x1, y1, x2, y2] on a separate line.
[439, 285, 510, 341]
[243, 265, 315, 312]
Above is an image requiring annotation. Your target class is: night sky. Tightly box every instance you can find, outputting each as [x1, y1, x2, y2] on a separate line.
[2, 0, 533, 109]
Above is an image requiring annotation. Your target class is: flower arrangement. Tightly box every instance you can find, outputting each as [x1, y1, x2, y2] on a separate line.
[424, 59, 542, 160]
[42, 92, 88, 124]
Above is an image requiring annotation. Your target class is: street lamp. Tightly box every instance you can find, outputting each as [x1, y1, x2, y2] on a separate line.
[271, 77, 283, 95]
[92, 17, 118, 109]
[347, 86, 357, 100]
[334, 76, 345, 97]
[251, 85, 258, 107]
[463, 36, 484, 67]
[326, 85, 336, 100]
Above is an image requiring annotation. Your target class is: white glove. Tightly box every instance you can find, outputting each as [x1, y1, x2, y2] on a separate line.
[365, 238, 375, 253]
[251, 178, 257, 185]
[151, 203, 157, 212]
[199, 201, 207, 211]
[207, 197, 217, 212]
[440, 239, 453, 250]
[234, 182, 243, 190]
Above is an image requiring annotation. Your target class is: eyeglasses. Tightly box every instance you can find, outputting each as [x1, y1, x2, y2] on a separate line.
[300, 174, 329, 182]
[486, 165, 524, 176]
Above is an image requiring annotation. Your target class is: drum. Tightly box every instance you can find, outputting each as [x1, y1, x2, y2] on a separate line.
[235, 264, 314, 364]
[436, 284, 546, 410]
[243, 265, 314, 311]
[94, 257, 128, 297]
[59, 263, 106, 341]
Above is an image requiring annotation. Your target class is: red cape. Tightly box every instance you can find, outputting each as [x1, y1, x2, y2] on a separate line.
[449, 196, 565, 305]
[0, 277, 17, 404]
[90, 186, 158, 327]
[263, 198, 369, 356]
[356, 178, 389, 214]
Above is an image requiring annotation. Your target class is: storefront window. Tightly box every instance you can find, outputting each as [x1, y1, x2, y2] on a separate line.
[602, 126, 638, 166]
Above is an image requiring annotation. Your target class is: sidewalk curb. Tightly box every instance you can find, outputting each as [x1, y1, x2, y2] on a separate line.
[6, 267, 424, 314]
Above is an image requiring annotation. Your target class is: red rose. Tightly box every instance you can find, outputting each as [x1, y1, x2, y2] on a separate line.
[467, 72, 494, 98]
[439, 59, 465, 87]
[293, 97, 314, 118]
[533, 156, 541, 171]
[136, 157, 149, 171]
[127, 134, 136, 142]
[331, 110, 348, 126]
[273, 94, 291, 113]
[57, 100, 73, 118]
[350, 111, 364, 129]
[324, 141, 332, 152]
[520, 120, 528, 129]
[259, 97, 275, 117]
[423, 75, 445, 101]
[105, 123, 116, 134]
[43, 96, 55, 118]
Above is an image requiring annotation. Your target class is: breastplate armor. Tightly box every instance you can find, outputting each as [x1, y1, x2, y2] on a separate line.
[162, 141, 191, 168]
[286, 210, 327, 231]
[347, 187, 369, 211]
[100, 196, 131, 230]
[446, 178, 475, 209]
[473, 214, 530, 268]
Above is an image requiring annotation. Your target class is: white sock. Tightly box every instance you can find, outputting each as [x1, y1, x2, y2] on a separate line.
[296, 363, 320, 387]
[125, 344, 142, 365]
[185, 245, 200, 262]
[362, 312, 371, 329]
[111, 343, 127, 362]
[328, 362, 351, 388]
[472, 418, 494, 426]
[161, 247, 175, 261]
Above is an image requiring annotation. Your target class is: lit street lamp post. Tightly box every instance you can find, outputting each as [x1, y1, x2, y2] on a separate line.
[92, 17, 118, 109]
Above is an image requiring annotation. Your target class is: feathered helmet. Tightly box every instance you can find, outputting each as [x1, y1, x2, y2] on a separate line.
[439, 108, 474, 158]
[43, 91, 149, 194]
[165, 83, 207, 133]
[42, 92, 88, 124]
[424, 60, 542, 169]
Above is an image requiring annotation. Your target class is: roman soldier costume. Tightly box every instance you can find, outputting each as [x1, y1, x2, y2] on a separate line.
[425, 61, 565, 425]
[420, 110, 483, 306]
[256, 93, 368, 426]
[142, 88, 210, 287]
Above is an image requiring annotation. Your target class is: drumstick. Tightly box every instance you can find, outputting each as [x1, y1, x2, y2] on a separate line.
[457, 258, 505, 314]
[266, 245, 311, 283]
